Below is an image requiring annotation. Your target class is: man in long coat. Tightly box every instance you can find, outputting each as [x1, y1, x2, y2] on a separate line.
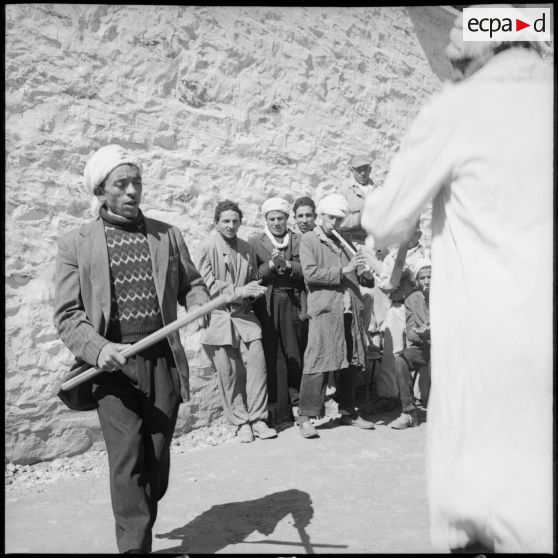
[361, 12, 552, 553]
[196, 199, 277, 443]
[54, 144, 210, 554]
[297, 193, 376, 438]
[249, 197, 307, 425]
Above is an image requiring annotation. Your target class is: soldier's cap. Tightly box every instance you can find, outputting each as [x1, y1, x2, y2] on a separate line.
[350, 154, 370, 169]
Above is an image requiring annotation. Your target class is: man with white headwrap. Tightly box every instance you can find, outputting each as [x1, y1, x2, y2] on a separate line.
[362, 7, 552, 553]
[390, 259, 431, 430]
[54, 144, 210, 554]
[297, 193, 375, 438]
[249, 197, 307, 426]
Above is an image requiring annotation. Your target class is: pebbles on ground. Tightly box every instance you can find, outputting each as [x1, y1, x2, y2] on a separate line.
[5, 421, 237, 494]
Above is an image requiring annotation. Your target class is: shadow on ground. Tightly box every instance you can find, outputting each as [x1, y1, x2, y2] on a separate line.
[153, 488, 347, 554]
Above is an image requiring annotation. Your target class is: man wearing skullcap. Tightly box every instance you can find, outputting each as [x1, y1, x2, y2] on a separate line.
[54, 143, 210, 553]
[389, 260, 431, 430]
[296, 193, 376, 438]
[196, 199, 277, 443]
[362, 8, 552, 552]
[249, 197, 307, 426]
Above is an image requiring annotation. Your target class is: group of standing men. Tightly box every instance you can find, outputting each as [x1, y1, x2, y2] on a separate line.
[196, 185, 379, 442]
[197, 152, 435, 440]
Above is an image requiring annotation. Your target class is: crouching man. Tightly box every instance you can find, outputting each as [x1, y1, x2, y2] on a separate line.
[53, 144, 210, 553]
[390, 260, 431, 429]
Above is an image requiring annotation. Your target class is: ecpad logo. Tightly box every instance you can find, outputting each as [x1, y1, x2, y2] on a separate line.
[463, 7, 551, 42]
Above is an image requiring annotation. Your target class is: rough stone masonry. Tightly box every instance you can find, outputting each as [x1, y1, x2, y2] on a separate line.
[5, 4, 443, 464]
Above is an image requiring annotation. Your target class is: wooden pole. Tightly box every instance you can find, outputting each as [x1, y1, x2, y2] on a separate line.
[60, 294, 231, 391]
[331, 229, 357, 256]
[331, 229, 376, 273]
[387, 240, 410, 290]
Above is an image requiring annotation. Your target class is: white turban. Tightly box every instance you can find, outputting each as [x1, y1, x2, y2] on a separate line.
[261, 197, 290, 218]
[412, 258, 432, 281]
[84, 144, 143, 194]
[316, 193, 349, 218]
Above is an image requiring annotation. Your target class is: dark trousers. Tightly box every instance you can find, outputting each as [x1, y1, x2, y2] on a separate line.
[260, 289, 306, 406]
[299, 314, 357, 417]
[394, 346, 430, 413]
[93, 340, 180, 553]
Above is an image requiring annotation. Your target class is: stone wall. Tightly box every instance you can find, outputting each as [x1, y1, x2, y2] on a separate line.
[5, 4, 441, 464]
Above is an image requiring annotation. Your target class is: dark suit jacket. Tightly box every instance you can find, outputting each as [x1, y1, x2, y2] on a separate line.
[248, 232, 303, 285]
[248, 231, 306, 322]
[53, 215, 210, 402]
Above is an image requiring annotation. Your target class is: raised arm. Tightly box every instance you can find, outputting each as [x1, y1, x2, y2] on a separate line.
[362, 91, 458, 248]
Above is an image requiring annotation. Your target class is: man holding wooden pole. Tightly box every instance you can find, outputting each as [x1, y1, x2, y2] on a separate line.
[53, 144, 210, 554]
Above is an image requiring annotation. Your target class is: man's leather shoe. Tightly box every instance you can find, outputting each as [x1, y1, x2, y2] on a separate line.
[389, 411, 418, 429]
[251, 420, 278, 439]
[237, 423, 255, 443]
[339, 414, 375, 429]
[298, 417, 319, 438]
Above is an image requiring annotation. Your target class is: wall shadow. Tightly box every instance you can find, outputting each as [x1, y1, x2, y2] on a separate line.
[154, 488, 347, 554]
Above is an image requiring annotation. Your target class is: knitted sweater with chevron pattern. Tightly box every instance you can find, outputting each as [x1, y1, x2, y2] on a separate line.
[100, 205, 164, 343]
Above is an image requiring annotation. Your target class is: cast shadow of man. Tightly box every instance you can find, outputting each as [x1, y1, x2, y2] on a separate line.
[154, 488, 346, 554]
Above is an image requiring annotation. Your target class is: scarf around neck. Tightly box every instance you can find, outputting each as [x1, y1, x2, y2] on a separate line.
[264, 224, 290, 250]
[99, 203, 144, 230]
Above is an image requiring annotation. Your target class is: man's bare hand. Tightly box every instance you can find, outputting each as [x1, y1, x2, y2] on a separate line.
[356, 246, 382, 274]
[97, 343, 128, 372]
[241, 280, 268, 299]
[342, 254, 359, 275]
[185, 307, 209, 334]
[272, 249, 288, 271]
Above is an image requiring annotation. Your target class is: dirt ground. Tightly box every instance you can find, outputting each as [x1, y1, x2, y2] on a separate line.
[5, 403, 435, 554]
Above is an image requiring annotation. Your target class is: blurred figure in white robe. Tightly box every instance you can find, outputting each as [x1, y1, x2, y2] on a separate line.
[362, 7, 552, 553]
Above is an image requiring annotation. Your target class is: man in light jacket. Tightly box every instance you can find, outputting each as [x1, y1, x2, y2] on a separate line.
[196, 199, 277, 443]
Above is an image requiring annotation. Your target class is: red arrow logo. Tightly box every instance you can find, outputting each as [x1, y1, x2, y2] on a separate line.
[516, 18, 530, 31]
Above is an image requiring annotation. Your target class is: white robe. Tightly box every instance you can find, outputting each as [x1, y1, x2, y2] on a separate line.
[361, 48, 553, 553]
